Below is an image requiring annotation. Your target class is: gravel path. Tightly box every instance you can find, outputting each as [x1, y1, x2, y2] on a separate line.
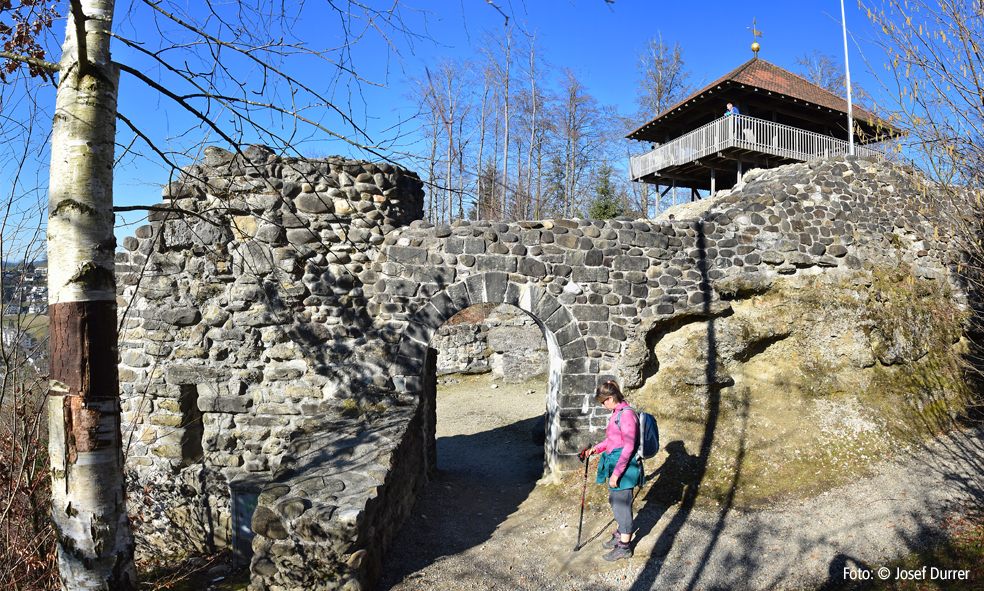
[377, 374, 984, 591]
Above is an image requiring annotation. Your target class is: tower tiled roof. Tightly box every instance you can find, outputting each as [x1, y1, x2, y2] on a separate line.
[628, 57, 898, 142]
[697, 58, 880, 122]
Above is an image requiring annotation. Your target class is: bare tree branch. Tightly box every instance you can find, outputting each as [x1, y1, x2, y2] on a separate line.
[68, 0, 90, 79]
[0, 51, 58, 74]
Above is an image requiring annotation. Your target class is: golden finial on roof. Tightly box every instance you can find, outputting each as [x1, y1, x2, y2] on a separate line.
[748, 18, 763, 57]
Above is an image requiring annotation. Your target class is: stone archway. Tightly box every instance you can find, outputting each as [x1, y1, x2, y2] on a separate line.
[390, 272, 602, 474]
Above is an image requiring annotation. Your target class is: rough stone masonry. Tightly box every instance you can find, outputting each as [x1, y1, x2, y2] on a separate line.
[116, 145, 965, 590]
[432, 304, 548, 380]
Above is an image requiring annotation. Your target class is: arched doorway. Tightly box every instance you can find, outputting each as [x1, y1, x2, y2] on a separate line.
[390, 272, 595, 476]
[378, 272, 619, 589]
[428, 302, 550, 481]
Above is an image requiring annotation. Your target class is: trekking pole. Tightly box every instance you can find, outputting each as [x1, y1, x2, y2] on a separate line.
[573, 446, 591, 551]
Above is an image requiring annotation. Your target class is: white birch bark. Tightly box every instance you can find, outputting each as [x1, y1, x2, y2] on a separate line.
[445, 69, 456, 226]
[46, 0, 136, 588]
[525, 33, 538, 217]
[475, 65, 490, 218]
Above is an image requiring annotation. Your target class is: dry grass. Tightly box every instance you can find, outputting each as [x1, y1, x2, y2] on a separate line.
[137, 552, 250, 591]
[0, 404, 57, 590]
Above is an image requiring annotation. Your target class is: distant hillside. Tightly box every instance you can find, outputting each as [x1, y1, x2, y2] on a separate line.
[1, 260, 47, 268]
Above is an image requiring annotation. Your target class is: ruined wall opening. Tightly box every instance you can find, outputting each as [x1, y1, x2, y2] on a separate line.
[430, 302, 548, 481]
[178, 384, 204, 464]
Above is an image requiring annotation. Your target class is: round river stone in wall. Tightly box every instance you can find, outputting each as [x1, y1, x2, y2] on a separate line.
[295, 193, 334, 214]
[251, 506, 288, 540]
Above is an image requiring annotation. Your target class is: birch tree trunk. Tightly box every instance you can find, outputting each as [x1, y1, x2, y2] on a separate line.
[456, 115, 467, 221]
[46, 0, 136, 588]
[427, 118, 438, 222]
[489, 100, 502, 220]
[445, 70, 456, 226]
[524, 32, 539, 217]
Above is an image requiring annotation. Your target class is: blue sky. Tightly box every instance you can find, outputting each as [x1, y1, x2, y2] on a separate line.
[326, 0, 881, 140]
[3, 1, 888, 248]
[111, 0, 881, 195]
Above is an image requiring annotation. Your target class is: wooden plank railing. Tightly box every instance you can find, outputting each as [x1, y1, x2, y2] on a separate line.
[628, 114, 881, 181]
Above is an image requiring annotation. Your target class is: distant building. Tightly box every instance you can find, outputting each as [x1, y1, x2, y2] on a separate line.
[1, 326, 34, 350]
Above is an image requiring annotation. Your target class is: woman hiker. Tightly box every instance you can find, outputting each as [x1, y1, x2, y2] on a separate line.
[584, 380, 644, 561]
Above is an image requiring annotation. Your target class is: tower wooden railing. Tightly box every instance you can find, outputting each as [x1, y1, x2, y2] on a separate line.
[629, 114, 881, 181]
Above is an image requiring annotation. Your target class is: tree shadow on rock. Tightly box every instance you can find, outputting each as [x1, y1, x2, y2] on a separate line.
[628, 220, 747, 591]
[632, 440, 700, 554]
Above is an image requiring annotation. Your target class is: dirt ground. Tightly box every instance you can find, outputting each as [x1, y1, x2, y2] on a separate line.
[374, 372, 984, 591]
[376, 372, 638, 591]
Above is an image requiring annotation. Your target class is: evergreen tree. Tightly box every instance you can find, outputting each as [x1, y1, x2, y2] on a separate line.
[586, 164, 627, 220]
[473, 160, 501, 220]
[540, 156, 567, 217]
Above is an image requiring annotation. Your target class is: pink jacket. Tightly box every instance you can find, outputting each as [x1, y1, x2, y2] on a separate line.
[594, 402, 638, 479]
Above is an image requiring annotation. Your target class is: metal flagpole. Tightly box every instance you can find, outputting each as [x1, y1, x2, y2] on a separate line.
[841, 0, 855, 156]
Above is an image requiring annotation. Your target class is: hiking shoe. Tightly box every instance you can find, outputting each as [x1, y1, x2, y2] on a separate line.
[601, 532, 620, 549]
[603, 541, 632, 562]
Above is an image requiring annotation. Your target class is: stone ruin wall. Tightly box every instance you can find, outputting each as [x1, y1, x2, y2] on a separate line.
[433, 322, 490, 375]
[485, 305, 551, 380]
[434, 305, 548, 380]
[116, 147, 968, 591]
[116, 145, 427, 580]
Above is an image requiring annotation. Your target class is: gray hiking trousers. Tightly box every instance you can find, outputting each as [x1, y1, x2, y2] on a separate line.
[609, 488, 633, 536]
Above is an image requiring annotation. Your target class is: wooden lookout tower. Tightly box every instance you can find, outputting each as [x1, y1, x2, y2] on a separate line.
[626, 56, 901, 199]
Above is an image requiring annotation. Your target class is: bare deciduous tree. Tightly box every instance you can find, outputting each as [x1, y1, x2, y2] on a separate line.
[794, 49, 847, 96]
[794, 49, 872, 109]
[632, 33, 691, 217]
[862, 0, 984, 386]
[555, 67, 605, 217]
[435, 59, 472, 224]
[516, 28, 550, 219]
[634, 33, 690, 119]
[498, 24, 514, 220]
[472, 57, 499, 219]
[863, 0, 984, 186]
[0, 145, 54, 590]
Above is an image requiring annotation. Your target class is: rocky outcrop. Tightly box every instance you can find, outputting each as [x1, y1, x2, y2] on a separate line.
[616, 158, 961, 388]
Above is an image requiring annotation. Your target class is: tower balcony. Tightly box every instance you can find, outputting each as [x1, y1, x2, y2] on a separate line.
[629, 114, 883, 191]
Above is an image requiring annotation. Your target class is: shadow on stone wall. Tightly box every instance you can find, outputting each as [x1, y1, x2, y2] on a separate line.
[628, 221, 728, 589]
[120, 151, 980, 590]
